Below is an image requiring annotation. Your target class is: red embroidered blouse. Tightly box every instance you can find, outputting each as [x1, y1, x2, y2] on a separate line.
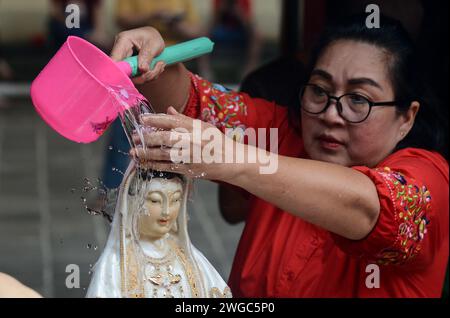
[183, 73, 449, 298]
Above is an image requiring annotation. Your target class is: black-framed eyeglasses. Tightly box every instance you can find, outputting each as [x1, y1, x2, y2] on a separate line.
[299, 84, 400, 124]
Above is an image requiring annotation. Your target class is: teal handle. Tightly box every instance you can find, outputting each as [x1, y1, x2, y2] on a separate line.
[123, 37, 214, 77]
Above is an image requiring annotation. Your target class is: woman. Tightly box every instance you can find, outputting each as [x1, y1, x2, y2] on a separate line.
[87, 166, 231, 298]
[110, 16, 448, 297]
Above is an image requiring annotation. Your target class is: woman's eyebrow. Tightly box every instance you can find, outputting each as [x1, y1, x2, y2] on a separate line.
[311, 69, 333, 81]
[348, 78, 383, 90]
[311, 70, 383, 91]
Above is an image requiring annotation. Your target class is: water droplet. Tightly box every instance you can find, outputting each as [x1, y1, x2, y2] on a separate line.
[117, 149, 129, 157]
[86, 244, 92, 249]
[70, 188, 76, 194]
[93, 245, 98, 251]
[112, 167, 125, 176]
[108, 146, 113, 151]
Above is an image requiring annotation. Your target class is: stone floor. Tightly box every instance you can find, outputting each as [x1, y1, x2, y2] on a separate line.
[0, 93, 244, 298]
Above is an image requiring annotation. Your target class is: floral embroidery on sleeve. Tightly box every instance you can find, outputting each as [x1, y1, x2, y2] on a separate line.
[372, 167, 431, 265]
[190, 73, 248, 130]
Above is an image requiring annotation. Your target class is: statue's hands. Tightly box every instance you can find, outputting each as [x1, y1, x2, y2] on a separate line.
[130, 107, 242, 182]
[110, 26, 167, 85]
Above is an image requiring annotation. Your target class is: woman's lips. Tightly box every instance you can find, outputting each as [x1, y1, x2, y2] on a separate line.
[317, 135, 345, 150]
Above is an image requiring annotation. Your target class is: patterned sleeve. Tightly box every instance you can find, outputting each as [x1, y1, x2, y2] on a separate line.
[183, 73, 290, 143]
[332, 149, 446, 267]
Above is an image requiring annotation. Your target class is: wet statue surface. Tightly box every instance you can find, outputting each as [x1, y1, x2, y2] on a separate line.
[86, 163, 232, 298]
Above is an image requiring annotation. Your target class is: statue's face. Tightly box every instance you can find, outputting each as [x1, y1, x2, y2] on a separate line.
[138, 178, 183, 240]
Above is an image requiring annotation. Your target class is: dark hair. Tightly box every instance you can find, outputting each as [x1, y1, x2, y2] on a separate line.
[297, 14, 448, 158]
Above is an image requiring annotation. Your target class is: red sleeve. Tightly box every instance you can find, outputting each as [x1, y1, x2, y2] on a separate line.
[183, 73, 290, 146]
[333, 148, 449, 267]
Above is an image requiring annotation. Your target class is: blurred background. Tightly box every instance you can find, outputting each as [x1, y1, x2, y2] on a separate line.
[0, 0, 448, 298]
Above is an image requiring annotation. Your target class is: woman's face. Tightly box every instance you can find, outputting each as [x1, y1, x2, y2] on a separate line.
[301, 40, 416, 167]
[138, 178, 183, 241]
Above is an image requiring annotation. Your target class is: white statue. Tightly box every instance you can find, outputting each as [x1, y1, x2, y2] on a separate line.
[86, 163, 232, 298]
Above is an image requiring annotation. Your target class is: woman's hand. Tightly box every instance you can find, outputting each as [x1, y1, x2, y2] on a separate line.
[110, 26, 167, 85]
[130, 107, 245, 182]
[110, 27, 191, 113]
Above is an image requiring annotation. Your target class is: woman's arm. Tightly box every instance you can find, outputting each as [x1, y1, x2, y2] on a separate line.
[136, 63, 191, 113]
[228, 152, 381, 240]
